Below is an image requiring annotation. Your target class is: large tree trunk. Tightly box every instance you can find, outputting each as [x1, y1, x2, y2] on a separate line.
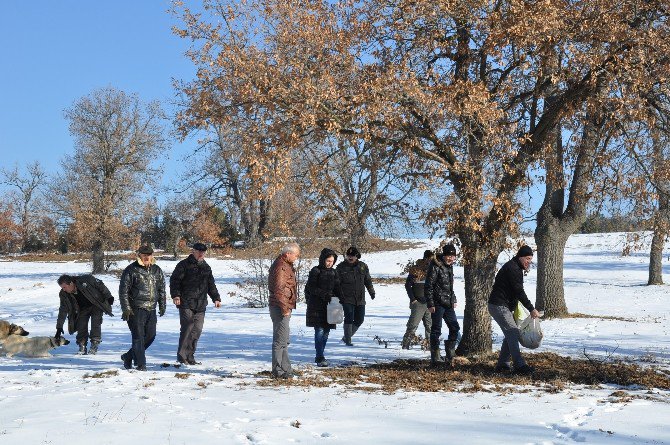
[534, 219, 570, 317]
[648, 229, 665, 285]
[92, 239, 105, 274]
[457, 254, 497, 356]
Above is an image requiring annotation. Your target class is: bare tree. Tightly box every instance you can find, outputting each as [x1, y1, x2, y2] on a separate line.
[53, 87, 166, 273]
[1, 161, 48, 251]
[300, 137, 420, 248]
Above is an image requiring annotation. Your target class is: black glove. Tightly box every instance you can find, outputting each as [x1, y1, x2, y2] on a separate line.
[55, 328, 64, 338]
[107, 297, 114, 305]
[159, 308, 165, 317]
[121, 308, 134, 321]
[370, 294, 376, 300]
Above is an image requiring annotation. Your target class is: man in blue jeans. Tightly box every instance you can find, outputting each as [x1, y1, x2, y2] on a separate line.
[119, 245, 166, 371]
[336, 246, 375, 346]
[425, 244, 460, 366]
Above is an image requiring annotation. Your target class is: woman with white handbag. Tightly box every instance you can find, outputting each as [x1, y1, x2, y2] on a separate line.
[305, 248, 343, 367]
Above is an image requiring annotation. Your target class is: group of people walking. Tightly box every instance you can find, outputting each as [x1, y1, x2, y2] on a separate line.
[56, 243, 220, 371]
[54, 240, 540, 377]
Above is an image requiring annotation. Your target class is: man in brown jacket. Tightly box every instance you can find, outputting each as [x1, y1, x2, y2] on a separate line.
[268, 242, 300, 378]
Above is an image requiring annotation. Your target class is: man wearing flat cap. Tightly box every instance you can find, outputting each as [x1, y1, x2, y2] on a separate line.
[119, 245, 166, 371]
[169, 242, 221, 365]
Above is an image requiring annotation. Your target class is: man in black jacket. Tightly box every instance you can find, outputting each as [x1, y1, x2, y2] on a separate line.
[488, 245, 540, 375]
[425, 244, 460, 366]
[336, 246, 375, 346]
[119, 245, 166, 371]
[170, 242, 221, 365]
[56, 274, 115, 355]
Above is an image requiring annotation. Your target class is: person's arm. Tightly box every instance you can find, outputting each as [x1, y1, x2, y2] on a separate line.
[208, 269, 221, 307]
[512, 267, 535, 313]
[157, 267, 167, 316]
[93, 277, 115, 310]
[425, 264, 436, 312]
[405, 274, 415, 300]
[363, 264, 375, 299]
[55, 294, 67, 333]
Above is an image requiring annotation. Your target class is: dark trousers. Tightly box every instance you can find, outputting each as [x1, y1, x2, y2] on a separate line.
[430, 305, 460, 349]
[75, 305, 103, 345]
[342, 303, 365, 328]
[177, 308, 205, 362]
[125, 308, 157, 367]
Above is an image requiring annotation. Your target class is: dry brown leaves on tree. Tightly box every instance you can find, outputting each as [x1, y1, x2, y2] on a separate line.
[256, 352, 670, 396]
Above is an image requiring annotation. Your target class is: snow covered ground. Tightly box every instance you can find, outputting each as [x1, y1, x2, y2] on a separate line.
[0, 233, 668, 444]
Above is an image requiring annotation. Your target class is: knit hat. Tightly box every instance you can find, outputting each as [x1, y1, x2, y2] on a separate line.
[346, 246, 361, 259]
[516, 245, 533, 258]
[192, 242, 207, 252]
[442, 244, 457, 256]
[137, 245, 154, 255]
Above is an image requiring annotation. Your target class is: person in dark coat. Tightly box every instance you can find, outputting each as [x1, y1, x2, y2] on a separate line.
[119, 245, 166, 371]
[170, 242, 221, 365]
[336, 246, 375, 346]
[425, 244, 461, 366]
[305, 248, 343, 367]
[401, 249, 434, 349]
[488, 245, 540, 375]
[56, 274, 115, 355]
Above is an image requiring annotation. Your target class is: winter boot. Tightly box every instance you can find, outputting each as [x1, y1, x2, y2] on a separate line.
[342, 324, 354, 346]
[88, 341, 99, 355]
[444, 340, 457, 366]
[77, 343, 87, 355]
[401, 332, 412, 349]
[430, 346, 443, 367]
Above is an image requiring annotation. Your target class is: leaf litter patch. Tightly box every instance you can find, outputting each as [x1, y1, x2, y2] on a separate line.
[255, 352, 670, 397]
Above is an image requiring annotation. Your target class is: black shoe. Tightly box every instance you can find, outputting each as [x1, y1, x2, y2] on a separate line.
[494, 363, 513, 373]
[514, 364, 535, 375]
[77, 344, 87, 355]
[121, 353, 132, 369]
[136, 365, 147, 371]
[88, 343, 99, 355]
[186, 359, 200, 365]
[316, 358, 329, 367]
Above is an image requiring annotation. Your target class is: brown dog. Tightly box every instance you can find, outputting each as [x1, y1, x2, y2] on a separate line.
[0, 320, 30, 340]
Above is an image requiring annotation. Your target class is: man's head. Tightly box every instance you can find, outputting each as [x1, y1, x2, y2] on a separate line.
[442, 244, 457, 266]
[192, 242, 207, 262]
[57, 274, 76, 293]
[345, 246, 361, 264]
[423, 249, 434, 260]
[516, 245, 533, 271]
[281, 242, 301, 264]
[137, 245, 154, 265]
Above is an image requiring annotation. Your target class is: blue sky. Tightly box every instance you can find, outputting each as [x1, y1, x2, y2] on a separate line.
[0, 1, 195, 181]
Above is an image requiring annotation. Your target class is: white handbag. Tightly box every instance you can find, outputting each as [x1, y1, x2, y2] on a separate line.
[326, 299, 344, 324]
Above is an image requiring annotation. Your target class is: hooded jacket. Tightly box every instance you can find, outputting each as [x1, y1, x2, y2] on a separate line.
[56, 275, 115, 335]
[305, 248, 343, 328]
[169, 254, 221, 312]
[424, 255, 457, 308]
[488, 257, 535, 312]
[119, 258, 166, 314]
